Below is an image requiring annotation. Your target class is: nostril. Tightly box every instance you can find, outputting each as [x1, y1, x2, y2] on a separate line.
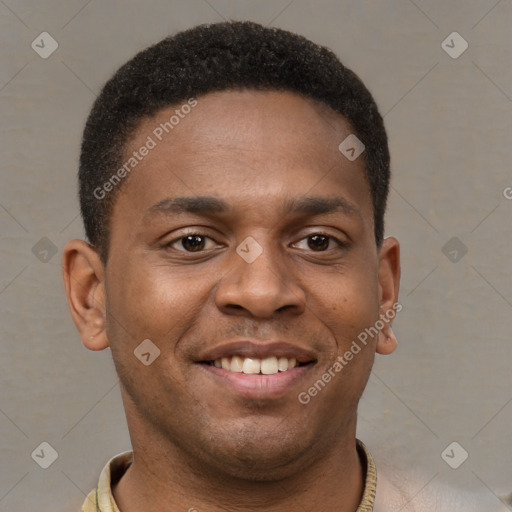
[276, 304, 296, 313]
[226, 304, 244, 310]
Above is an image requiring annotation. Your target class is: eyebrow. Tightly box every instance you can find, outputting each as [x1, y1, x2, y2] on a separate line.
[285, 196, 358, 216]
[144, 195, 359, 220]
[146, 196, 229, 217]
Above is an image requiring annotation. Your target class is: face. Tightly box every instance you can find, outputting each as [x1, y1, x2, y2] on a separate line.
[65, 90, 399, 481]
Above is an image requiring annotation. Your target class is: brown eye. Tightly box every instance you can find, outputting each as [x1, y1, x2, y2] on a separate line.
[307, 234, 330, 251]
[166, 232, 222, 254]
[292, 232, 346, 253]
[181, 235, 206, 252]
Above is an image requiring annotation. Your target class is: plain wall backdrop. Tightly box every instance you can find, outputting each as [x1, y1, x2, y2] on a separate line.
[0, 1, 511, 510]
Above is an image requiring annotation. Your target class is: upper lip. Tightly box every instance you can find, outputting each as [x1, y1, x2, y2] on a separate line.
[198, 340, 317, 364]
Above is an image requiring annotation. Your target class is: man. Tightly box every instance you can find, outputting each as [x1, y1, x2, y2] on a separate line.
[63, 21, 402, 511]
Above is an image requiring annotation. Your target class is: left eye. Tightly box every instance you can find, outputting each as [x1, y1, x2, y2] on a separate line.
[293, 234, 344, 252]
[169, 234, 218, 252]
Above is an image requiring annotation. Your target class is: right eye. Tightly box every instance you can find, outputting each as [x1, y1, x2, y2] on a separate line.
[167, 233, 219, 252]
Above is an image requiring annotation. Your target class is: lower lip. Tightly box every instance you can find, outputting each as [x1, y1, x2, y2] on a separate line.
[199, 363, 313, 400]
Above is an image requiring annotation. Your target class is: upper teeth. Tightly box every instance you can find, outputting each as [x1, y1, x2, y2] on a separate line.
[213, 356, 298, 375]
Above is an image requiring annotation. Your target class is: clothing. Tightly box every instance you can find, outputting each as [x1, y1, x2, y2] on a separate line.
[81, 439, 377, 511]
[81, 451, 131, 512]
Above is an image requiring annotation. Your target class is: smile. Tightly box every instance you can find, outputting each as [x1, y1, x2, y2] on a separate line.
[197, 340, 316, 398]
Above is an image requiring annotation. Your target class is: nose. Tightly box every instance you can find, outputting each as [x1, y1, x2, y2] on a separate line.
[215, 240, 306, 319]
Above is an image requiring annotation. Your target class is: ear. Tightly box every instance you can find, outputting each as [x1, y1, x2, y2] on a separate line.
[62, 239, 109, 351]
[375, 236, 401, 355]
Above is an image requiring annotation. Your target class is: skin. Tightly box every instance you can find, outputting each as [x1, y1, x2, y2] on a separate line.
[63, 90, 400, 512]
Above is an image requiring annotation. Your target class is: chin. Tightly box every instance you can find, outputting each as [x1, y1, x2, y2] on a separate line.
[196, 421, 317, 481]
[213, 447, 307, 482]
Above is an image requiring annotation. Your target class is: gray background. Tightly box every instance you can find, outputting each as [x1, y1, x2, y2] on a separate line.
[1, 1, 511, 510]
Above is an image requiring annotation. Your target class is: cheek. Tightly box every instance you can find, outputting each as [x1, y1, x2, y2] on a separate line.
[313, 264, 380, 350]
[105, 261, 210, 349]
[312, 263, 380, 403]
[104, 263, 211, 411]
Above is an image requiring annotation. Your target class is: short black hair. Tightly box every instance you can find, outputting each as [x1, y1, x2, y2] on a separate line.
[79, 21, 390, 261]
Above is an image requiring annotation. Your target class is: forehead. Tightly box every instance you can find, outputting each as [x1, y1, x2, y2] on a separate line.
[113, 89, 373, 228]
[134, 90, 354, 165]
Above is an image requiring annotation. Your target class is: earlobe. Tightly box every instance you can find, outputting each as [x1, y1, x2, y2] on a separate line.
[376, 327, 398, 355]
[62, 239, 109, 351]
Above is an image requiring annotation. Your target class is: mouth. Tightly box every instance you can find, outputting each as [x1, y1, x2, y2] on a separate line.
[196, 341, 317, 399]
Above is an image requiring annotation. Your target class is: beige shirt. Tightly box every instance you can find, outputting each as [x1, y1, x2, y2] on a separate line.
[81, 440, 377, 511]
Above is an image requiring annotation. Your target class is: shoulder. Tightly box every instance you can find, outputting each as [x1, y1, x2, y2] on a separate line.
[374, 465, 507, 511]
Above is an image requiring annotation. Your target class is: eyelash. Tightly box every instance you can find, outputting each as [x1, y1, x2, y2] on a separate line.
[165, 231, 348, 253]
